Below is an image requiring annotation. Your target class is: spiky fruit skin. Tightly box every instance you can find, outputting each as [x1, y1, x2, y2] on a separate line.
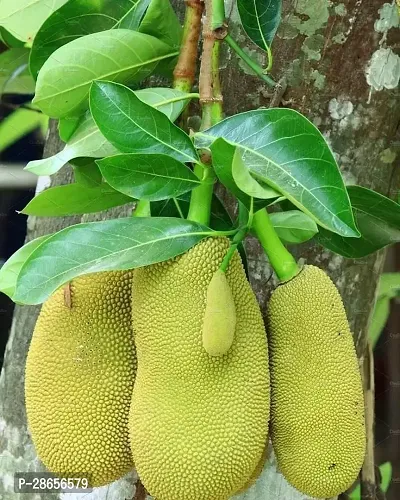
[202, 269, 236, 356]
[268, 265, 366, 498]
[25, 272, 136, 487]
[129, 237, 270, 500]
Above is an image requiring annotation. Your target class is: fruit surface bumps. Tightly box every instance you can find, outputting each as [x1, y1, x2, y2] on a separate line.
[202, 269, 236, 356]
[25, 272, 136, 487]
[130, 237, 270, 500]
[268, 265, 366, 498]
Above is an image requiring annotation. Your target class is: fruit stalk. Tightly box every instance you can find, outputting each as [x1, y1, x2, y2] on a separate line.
[252, 208, 299, 281]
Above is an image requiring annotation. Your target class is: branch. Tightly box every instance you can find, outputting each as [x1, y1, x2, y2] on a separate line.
[173, 0, 204, 92]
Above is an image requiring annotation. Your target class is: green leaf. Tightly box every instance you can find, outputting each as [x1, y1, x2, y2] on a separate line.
[26, 88, 194, 176]
[369, 297, 390, 350]
[0, 234, 52, 299]
[139, 0, 182, 49]
[232, 146, 280, 199]
[210, 139, 275, 211]
[90, 81, 198, 162]
[32, 29, 178, 118]
[0, 0, 67, 42]
[29, 0, 151, 80]
[0, 26, 25, 47]
[237, 0, 282, 49]
[0, 108, 48, 153]
[195, 109, 359, 238]
[71, 158, 102, 187]
[377, 273, 400, 299]
[58, 116, 82, 142]
[97, 153, 200, 201]
[317, 185, 400, 258]
[14, 217, 213, 304]
[21, 182, 132, 216]
[0, 48, 35, 94]
[25, 113, 119, 176]
[269, 210, 318, 244]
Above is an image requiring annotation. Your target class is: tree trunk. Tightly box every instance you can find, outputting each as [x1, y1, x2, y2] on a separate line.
[0, 1, 399, 499]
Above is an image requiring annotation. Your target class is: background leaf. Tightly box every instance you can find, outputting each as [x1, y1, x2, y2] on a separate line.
[269, 210, 318, 244]
[210, 139, 276, 211]
[29, 0, 151, 79]
[14, 217, 214, 304]
[317, 186, 400, 258]
[26, 87, 193, 176]
[139, 0, 182, 49]
[237, 0, 282, 49]
[0, 48, 35, 94]
[97, 153, 200, 201]
[90, 81, 198, 162]
[21, 183, 132, 216]
[33, 29, 178, 118]
[0, 26, 25, 47]
[195, 108, 358, 238]
[0, 0, 67, 42]
[0, 234, 52, 299]
[58, 116, 82, 142]
[349, 462, 392, 499]
[71, 158, 102, 187]
[0, 108, 48, 153]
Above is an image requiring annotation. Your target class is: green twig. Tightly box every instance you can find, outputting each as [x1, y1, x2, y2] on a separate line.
[133, 200, 151, 217]
[225, 34, 276, 88]
[220, 225, 248, 272]
[252, 208, 299, 281]
[187, 163, 215, 225]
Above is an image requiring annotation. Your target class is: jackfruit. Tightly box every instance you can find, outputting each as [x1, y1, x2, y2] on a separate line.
[25, 271, 136, 487]
[202, 269, 236, 356]
[129, 237, 270, 500]
[268, 265, 366, 498]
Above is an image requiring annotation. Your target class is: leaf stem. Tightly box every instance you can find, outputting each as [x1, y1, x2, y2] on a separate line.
[219, 225, 248, 272]
[173, 0, 204, 92]
[173, 198, 185, 218]
[154, 93, 200, 107]
[225, 34, 276, 88]
[133, 200, 151, 217]
[252, 208, 299, 281]
[186, 163, 215, 225]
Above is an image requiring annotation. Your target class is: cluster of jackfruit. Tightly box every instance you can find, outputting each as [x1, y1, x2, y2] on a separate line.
[25, 238, 365, 499]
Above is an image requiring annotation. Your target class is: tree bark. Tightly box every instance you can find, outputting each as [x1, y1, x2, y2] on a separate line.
[0, 1, 399, 499]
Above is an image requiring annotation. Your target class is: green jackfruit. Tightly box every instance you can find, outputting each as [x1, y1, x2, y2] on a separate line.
[202, 269, 236, 356]
[25, 272, 136, 487]
[268, 265, 366, 498]
[129, 237, 270, 500]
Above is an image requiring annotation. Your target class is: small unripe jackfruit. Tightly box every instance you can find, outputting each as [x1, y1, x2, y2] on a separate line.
[25, 272, 136, 487]
[129, 237, 270, 500]
[202, 269, 236, 356]
[268, 265, 365, 498]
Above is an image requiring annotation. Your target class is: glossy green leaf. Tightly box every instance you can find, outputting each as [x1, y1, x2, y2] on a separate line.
[58, 116, 82, 142]
[232, 146, 279, 199]
[349, 462, 392, 499]
[195, 108, 359, 238]
[26, 113, 119, 176]
[0, 0, 67, 42]
[32, 29, 178, 118]
[97, 153, 200, 201]
[14, 217, 214, 304]
[0, 26, 25, 47]
[0, 108, 48, 153]
[0, 234, 52, 299]
[210, 139, 275, 212]
[237, 0, 282, 49]
[29, 0, 151, 79]
[139, 0, 182, 49]
[26, 88, 194, 176]
[317, 185, 400, 258]
[71, 158, 102, 187]
[90, 81, 198, 162]
[269, 210, 318, 244]
[21, 182, 132, 216]
[0, 48, 35, 94]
